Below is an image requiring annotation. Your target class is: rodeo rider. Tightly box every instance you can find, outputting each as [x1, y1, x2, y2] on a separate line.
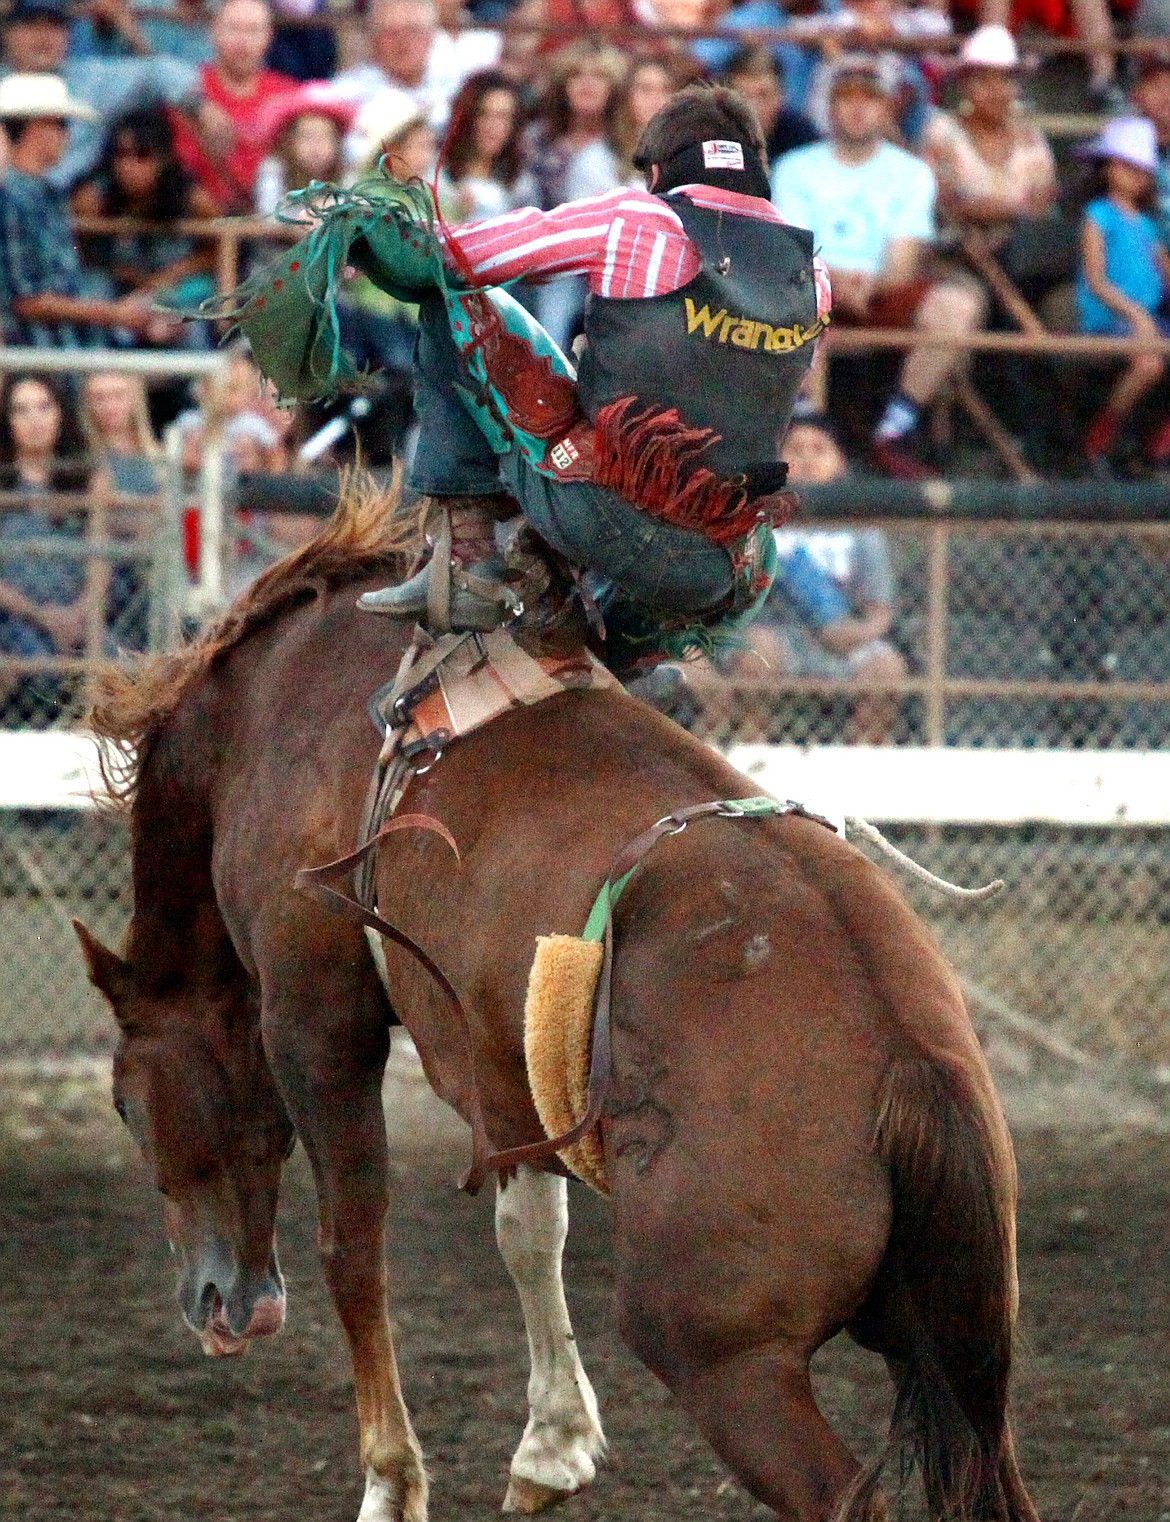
[236, 84, 832, 659]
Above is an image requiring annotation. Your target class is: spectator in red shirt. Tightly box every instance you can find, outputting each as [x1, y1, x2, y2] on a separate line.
[171, 0, 297, 213]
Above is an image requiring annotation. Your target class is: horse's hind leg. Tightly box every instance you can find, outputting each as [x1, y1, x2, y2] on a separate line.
[495, 1167, 606, 1514]
[669, 1344, 867, 1522]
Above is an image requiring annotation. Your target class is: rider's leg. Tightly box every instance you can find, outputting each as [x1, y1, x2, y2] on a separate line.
[496, 456, 735, 615]
[358, 294, 518, 628]
[360, 291, 740, 634]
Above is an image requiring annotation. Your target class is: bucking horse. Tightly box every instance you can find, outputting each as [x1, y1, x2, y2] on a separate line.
[75, 485, 1040, 1522]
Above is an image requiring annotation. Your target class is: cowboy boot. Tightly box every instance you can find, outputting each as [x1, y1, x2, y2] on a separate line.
[357, 495, 521, 631]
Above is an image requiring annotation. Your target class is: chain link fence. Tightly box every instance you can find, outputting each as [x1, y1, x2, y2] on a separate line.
[662, 518, 1170, 751]
[2, 499, 1168, 1092]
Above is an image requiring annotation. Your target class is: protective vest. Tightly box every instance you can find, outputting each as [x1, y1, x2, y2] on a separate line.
[576, 192, 822, 481]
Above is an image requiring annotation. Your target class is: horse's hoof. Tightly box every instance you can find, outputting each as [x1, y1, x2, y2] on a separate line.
[502, 1476, 576, 1514]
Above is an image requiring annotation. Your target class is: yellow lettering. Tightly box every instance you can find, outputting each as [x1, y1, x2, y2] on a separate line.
[683, 302, 819, 352]
[684, 298, 727, 338]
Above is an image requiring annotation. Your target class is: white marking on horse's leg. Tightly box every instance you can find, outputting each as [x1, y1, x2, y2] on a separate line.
[496, 1166, 606, 1513]
[357, 1464, 427, 1522]
[364, 928, 392, 997]
[349, 1321, 428, 1522]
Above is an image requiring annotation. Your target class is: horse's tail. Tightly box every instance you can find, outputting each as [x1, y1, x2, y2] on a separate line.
[839, 1055, 1039, 1522]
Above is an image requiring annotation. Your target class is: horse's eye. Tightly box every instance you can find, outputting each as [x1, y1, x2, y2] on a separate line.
[157, 1183, 172, 1199]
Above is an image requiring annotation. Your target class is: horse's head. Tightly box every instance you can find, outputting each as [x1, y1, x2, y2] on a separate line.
[74, 919, 295, 1357]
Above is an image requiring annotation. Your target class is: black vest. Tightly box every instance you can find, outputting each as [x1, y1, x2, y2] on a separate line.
[576, 192, 821, 480]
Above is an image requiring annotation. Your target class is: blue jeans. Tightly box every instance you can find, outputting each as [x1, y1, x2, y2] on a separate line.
[408, 295, 735, 616]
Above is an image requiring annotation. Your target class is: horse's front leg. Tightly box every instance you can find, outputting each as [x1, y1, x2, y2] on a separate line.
[496, 1167, 606, 1514]
[262, 984, 428, 1522]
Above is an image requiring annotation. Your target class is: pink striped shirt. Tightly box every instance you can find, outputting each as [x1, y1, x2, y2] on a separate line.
[446, 184, 832, 321]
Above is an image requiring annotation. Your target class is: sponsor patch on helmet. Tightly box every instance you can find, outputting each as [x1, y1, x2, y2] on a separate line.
[701, 139, 745, 171]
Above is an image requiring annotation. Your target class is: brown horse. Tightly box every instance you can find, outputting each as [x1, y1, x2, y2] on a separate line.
[76, 489, 1040, 1522]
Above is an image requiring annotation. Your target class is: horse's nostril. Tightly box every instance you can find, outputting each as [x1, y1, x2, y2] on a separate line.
[197, 1282, 221, 1326]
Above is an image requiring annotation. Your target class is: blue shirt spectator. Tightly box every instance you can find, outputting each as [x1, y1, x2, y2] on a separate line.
[1, 0, 198, 189]
[692, 0, 824, 111]
[1076, 196, 1165, 333]
[70, 0, 215, 66]
[772, 135, 935, 276]
[0, 73, 182, 346]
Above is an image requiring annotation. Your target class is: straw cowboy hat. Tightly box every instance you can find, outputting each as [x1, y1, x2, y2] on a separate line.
[1078, 115, 1160, 174]
[0, 72, 96, 120]
[953, 25, 1022, 72]
[348, 87, 427, 169]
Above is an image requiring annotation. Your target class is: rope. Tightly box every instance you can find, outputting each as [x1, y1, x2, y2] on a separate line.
[844, 816, 1005, 902]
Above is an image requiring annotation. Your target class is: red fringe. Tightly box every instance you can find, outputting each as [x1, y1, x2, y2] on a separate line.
[592, 398, 791, 547]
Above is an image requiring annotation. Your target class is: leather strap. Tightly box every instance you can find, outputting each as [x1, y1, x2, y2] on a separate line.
[427, 511, 453, 633]
[474, 797, 835, 1183]
[295, 814, 500, 1194]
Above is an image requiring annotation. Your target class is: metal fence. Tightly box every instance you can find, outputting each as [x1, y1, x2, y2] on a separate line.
[669, 515, 1170, 751]
[3, 798, 1166, 1088]
[0, 370, 1167, 1080]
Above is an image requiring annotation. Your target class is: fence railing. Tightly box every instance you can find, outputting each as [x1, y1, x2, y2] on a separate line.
[684, 518, 1170, 749]
[0, 349, 228, 728]
[71, 214, 1170, 356]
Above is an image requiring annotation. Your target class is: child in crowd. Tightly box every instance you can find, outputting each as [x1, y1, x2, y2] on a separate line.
[1077, 116, 1170, 464]
[340, 99, 445, 384]
[347, 95, 439, 182]
[253, 85, 355, 214]
[751, 415, 908, 743]
[78, 371, 163, 651]
[681, 417, 906, 745]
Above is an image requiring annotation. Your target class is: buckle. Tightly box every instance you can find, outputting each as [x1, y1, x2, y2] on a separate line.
[715, 797, 788, 819]
[402, 727, 451, 774]
[390, 668, 441, 728]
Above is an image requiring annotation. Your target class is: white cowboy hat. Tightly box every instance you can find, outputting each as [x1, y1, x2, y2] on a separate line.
[1079, 114, 1159, 174]
[0, 72, 96, 121]
[348, 86, 427, 171]
[954, 25, 1021, 72]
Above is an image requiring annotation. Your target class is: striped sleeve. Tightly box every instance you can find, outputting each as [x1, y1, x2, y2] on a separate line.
[443, 183, 832, 318]
[443, 188, 693, 291]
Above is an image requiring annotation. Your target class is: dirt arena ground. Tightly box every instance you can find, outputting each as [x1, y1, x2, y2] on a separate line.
[3, 1049, 1169, 1522]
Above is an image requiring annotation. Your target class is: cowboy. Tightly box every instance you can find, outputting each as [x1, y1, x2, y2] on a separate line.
[0, 72, 182, 346]
[232, 84, 830, 653]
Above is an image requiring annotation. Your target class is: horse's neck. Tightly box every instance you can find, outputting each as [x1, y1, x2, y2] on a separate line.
[126, 707, 237, 992]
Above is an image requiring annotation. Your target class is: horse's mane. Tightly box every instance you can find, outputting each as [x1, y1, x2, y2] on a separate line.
[91, 469, 417, 807]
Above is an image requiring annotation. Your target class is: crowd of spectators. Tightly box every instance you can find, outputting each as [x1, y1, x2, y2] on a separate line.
[1, 0, 1169, 726]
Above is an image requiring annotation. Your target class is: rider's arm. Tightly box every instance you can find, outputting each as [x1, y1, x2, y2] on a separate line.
[442, 187, 686, 289]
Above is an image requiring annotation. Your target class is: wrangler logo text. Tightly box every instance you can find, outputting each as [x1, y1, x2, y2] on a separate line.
[684, 297, 822, 353]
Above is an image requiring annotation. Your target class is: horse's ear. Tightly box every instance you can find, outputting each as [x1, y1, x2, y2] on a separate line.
[73, 919, 133, 1012]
